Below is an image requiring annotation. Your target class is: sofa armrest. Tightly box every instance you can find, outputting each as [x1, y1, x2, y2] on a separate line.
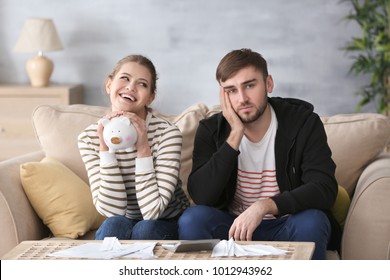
[341, 152, 390, 259]
[388, 241, 390, 260]
[0, 151, 50, 258]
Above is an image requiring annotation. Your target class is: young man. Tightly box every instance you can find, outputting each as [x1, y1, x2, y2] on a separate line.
[178, 49, 340, 259]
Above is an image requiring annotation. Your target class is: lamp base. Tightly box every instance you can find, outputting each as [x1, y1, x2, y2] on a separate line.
[26, 55, 54, 87]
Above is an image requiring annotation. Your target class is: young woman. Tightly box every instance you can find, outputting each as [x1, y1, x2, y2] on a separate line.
[78, 55, 189, 240]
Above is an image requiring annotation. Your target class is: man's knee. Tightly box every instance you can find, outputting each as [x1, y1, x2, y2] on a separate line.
[290, 209, 331, 238]
[178, 205, 211, 228]
[301, 209, 330, 232]
[178, 205, 218, 239]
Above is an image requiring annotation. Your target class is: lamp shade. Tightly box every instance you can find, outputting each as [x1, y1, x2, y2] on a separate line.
[14, 18, 63, 87]
[14, 18, 63, 53]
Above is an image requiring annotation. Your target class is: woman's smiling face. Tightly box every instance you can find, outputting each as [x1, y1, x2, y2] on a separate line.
[106, 61, 155, 119]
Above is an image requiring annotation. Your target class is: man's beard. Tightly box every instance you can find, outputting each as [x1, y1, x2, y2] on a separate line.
[238, 103, 268, 124]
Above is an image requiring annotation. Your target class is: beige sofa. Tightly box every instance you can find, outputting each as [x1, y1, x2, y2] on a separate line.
[1, 103, 390, 259]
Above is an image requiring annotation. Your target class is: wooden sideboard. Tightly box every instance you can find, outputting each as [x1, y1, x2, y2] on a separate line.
[0, 84, 83, 161]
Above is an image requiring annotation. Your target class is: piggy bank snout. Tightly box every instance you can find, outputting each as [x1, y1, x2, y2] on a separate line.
[110, 136, 121, 144]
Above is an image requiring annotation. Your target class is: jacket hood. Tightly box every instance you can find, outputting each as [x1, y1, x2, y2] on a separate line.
[213, 97, 316, 143]
[268, 97, 316, 140]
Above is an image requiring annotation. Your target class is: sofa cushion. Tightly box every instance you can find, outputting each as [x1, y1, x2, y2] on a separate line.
[331, 186, 351, 228]
[152, 103, 210, 202]
[321, 113, 390, 196]
[20, 157, 105, 238]
[33, 104, 109, 183]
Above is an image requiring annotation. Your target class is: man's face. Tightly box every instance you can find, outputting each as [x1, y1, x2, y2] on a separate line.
[220, 66, 273, 123]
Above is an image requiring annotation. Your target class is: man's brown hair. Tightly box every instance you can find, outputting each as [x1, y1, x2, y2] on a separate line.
[216, 48, 268, 83]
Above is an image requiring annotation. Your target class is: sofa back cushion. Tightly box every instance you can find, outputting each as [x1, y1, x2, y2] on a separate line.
[33, 104, 390, 201]
[321, 113, 390, 196]
[152, 103, 210, 194]
[33, 104, 109, 183]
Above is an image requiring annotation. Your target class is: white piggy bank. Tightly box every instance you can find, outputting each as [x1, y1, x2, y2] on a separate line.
[100, 116, 137, 153]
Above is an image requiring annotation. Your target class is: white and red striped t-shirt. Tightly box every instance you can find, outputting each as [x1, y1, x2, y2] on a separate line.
[229, 106, 280, 219]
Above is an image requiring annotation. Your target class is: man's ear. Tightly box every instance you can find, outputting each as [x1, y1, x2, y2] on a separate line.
[266, 75, 274, 94]
[105, 79, 112, 95]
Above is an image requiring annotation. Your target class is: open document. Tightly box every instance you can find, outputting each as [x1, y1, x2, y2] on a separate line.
[47, 237, 156, 259]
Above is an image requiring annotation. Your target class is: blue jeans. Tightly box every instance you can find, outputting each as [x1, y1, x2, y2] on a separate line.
[95, 216, 179, 240]
[178, 205, 331, 260]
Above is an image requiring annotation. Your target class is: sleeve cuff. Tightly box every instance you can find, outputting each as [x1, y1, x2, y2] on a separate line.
[99, 151, 117, 165]
[136, 156, 154, 174]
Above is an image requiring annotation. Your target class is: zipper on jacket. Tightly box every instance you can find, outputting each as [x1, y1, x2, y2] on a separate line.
[285, 138, 296, 191]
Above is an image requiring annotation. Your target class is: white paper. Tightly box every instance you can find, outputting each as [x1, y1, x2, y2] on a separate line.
[47, 237, 156, 259]
[211, 238, 287, 257]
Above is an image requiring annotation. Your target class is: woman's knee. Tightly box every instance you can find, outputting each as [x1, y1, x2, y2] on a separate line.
[95, 216, 134, 240]
[132, 219, 178, 240]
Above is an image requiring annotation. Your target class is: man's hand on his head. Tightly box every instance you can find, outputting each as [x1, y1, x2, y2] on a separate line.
[219, 86, 244, 150]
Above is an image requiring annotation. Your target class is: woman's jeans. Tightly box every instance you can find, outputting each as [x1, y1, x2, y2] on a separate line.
[178, 205, 331, 260]
[95, 216, 179, 240]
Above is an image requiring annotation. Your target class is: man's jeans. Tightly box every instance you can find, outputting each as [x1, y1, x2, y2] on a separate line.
[95, 216, 179, 240]
[178, 205, 331, 260]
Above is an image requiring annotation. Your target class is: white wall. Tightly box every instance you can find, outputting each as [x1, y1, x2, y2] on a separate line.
[0, 0, 369, 116]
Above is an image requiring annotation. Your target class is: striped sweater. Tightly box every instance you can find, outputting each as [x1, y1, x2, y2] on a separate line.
[78, 111, 190, 220]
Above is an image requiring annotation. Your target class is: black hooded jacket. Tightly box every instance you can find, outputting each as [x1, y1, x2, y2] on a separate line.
[188, 97, 341, 250]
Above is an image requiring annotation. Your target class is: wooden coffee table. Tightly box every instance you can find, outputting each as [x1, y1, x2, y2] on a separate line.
[1, 240, 314, 260]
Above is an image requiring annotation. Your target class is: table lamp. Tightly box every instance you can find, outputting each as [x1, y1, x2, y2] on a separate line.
[14, 18, 63, 87]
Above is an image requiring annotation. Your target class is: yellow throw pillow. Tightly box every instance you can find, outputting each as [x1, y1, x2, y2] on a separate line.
[20, 157, 105, 238]
[331, 185, 351, 228]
